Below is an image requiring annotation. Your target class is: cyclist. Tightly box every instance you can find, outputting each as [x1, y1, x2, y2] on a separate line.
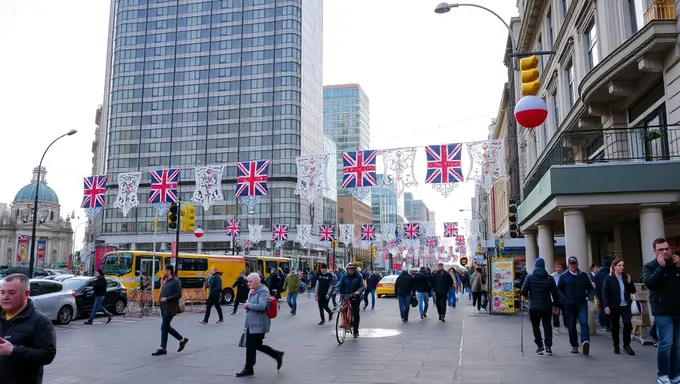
[335, 263, 365, 338]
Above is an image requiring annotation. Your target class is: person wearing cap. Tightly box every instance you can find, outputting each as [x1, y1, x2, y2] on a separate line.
[84, 269, 113, 325]
[334, 264, 365, 338]
[557, 256, 594, 355]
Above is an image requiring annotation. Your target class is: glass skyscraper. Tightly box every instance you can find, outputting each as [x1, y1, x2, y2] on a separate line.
[96, 0, 324, 252]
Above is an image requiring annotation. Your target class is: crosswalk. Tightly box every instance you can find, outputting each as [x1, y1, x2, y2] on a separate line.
[55, 316, 158, 333]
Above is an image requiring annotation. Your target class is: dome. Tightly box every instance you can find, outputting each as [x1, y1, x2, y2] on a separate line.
[13, 166, 60, 205]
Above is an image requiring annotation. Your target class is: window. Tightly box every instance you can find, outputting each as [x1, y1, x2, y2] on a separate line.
[629, 0, 646, 33]
[561, 0, 569, 16]
[566, 62, 576, 106]
[546, 9, 554, 48]
[176, 258, 208, 271]
[586, 22, 599, 70]
[552, 89, 560, 129]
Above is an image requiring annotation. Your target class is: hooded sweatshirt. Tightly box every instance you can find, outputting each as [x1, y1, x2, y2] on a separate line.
[520, 258, 560, 311]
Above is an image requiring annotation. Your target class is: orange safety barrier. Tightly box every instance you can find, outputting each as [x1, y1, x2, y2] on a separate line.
[181, 288, 207, 313]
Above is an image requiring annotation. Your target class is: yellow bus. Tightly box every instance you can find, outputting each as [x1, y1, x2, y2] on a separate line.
[102, 251, 290, 303]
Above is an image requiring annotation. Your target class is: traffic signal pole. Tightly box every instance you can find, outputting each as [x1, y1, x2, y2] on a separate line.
[173, 202, 181, 269]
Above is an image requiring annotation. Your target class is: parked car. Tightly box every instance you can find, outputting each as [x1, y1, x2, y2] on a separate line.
[5, 266, 52, 278]
[63, 277, 128, 317]
[43, 274, 75, 282]
[29, 279, 77, 325]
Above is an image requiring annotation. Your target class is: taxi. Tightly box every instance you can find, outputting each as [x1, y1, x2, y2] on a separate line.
[376, 275, 397, 297]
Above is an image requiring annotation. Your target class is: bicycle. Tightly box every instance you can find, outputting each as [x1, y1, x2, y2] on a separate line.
[336, 295, 357, 344]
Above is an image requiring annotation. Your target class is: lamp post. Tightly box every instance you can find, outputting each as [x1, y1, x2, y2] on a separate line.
[28, 129, 77, 278]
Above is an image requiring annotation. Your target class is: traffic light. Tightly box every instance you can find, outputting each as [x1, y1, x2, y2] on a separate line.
[520, 55, 540, 96]
[509, 199, 519, 238]
[331, 240, 337, 249]
[168, 203, 179, 230]
[370, 245, 376, 259]
[182, 203, 196, 232]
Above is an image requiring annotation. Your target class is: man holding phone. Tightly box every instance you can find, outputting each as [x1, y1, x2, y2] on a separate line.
[0, 273, 57, 384]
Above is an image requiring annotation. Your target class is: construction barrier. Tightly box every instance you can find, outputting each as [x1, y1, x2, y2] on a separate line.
[125, 289, 159, 317]
[181, 288, 207, 313]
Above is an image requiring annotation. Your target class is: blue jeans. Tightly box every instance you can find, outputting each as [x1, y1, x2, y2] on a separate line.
[654, 315, 680, 382]
[416, 292, 429, 315]
[160, 311, 183, 349]
[398, 295, 411, 320]
[286, 292, 298, 313]
[467, 285, 472, 300]
[448, 287, 456, 307]
[564, 302, 589, 347]
[88, 295, 112, 322]
[363, 289, 375, 309]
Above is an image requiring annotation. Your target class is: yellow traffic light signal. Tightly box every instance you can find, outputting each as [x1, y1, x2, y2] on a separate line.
[370, 245, 375, 258]
[182, 204, 196, 232]
[520, 55, 540, 96]
[331, 240, 337, 249]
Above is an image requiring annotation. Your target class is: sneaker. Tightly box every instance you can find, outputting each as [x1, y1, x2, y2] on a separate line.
[276, 351, 284, 370]
[657, 376, 671, 384]
[536, 347, 544, 355]
[199, 320, 207, 325]
[83, 321, 93, 325]
[581, 340, 590, 356]
[353, 332, 359, 339]
[623, 345, 635, 356]
[570, 347, 578, 354]
[235, 368, 254, 377]
[217, 319, 223, 324]
[420, 314, 424, 319]
[151, 348, 167, 356]
[614, 347, 620, 354]
[318, 320, 325, 325]
[545, 346, 552, 356]
[107, 316, 112, 324]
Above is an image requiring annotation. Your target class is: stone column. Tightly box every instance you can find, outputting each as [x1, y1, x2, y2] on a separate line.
[639, 206, 665, 264]
[197, 241, 203, 254]
[524, 231, 538, 273]
[537, 223, 555, 273]
[564, 209, 588, 268]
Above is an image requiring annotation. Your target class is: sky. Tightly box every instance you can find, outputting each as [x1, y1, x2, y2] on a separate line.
[0, 0, 517, 250]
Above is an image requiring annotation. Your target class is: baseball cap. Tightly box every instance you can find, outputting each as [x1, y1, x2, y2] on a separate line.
[568, 257, 578, 264]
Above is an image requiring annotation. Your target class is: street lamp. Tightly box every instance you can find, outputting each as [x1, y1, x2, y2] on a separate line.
[28, 129, 77, 278]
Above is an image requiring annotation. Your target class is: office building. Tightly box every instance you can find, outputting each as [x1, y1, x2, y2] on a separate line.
[371, 174, 398, 232]
[403, 192, 431, 223]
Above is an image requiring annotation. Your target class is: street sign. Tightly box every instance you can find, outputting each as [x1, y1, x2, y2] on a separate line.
[194, 228, 204, 238]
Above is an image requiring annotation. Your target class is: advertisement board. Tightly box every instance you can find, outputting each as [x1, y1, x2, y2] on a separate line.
[491, 257, 515, 314]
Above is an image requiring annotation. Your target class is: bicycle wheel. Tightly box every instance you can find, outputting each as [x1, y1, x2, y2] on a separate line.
[336, 307, 347, 344]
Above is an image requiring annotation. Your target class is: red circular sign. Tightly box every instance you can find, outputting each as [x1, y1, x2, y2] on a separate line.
[194, 228, 204, 238]
[514, 95, 548, 128]
[460, 257, 468, 266]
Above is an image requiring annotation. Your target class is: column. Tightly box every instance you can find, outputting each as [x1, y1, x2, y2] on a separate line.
[130, 243, 136, 251]
[537, 223, 555, 273]
[563, 209, 588, 268]
[197, 241, 203, 254]
[639, 206, 665, 264]
[524, 231, 538, 274]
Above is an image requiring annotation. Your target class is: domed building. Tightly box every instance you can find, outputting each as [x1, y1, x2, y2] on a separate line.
[0, 166, 73, 268]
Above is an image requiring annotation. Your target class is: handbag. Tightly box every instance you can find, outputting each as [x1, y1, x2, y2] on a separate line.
[630, 299, 641, 316]
[410, 295, 418, 307]
[238, 331, 247, 348]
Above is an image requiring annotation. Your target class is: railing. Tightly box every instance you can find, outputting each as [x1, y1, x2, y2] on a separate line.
[522, 124, 680, 198]
[644, 0, 676, 23]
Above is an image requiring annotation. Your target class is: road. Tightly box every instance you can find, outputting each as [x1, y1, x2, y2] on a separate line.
[44, 293, 657, 383]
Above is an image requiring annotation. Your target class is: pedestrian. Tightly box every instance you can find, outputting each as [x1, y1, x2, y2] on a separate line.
[594, 258, 613, 331]
[470, 267, 484, 312]
[232, 270, 248, 315]
[314, 263, 334, 325]
[432, 263, 454, 322]
[84, 269, 113, 325]
[335, 264, 365, 338]
[363, 269, 380, 310]
[236, 273, 284, 377]
[0, 273, 57, 384]
[152, 265, 189, 356]
[557, 257, 594, 355]
[550, 263, 565, 330]
[642, 237, 680, 383]
[200, 267, 223, 324]
[282, 269, 300, 315]
[601, 257, 636, 355]
[414, 267, 431, 319]
[520, 258, 561, 356]
[266, 269, 280, 301]
[394, 267, 415, 322]
[481, 269, 489, 310]
[447, 267, 460, 308]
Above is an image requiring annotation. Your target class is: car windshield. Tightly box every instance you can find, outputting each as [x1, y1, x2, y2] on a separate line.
[64, 279, 88, 291]
[103, 252, 133, 276]
[381, 276, 397, 282]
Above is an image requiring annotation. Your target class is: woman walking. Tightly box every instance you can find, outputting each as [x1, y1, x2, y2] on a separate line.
[84, 269, 113, 325]
[601, 257, 636, 355]
[447, 267, 460, 308]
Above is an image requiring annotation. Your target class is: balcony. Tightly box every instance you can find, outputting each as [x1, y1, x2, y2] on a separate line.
[644, 0, 676, 23]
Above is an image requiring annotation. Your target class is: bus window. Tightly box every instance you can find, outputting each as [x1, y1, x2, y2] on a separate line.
[135, 256, 162, 277]
[279, 261, 290, 274]
[177, 258, 208, 271]
[245, 259, 258, 275]
[103, 252, 133, 277]
[265, 261, 277, 274]
[258, 260, 265, 274]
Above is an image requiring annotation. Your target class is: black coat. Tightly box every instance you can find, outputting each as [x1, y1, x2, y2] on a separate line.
[93, 276, 107, 297]
[601, 273, 636, 309]
[0, 300, 57, 384]
[233, 276, 248, 301]
[520, 267, 560, 311]
[643, 259, 680, 316]
[432, 270, 454, 295]
[413, 272, 432, 293]
[394, 272, 415, 296]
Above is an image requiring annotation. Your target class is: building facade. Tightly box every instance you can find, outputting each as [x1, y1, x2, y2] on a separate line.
[96, 0, 324, 253]
[404, 192, 431, 223]
[371, 174, 398, 231]
[337, 195, 371, 266]
[512, 0, 680, 277]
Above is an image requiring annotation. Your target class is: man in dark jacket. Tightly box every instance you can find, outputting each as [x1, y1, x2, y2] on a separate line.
[153, 265, 189, 356]
[315, 264, 335, 325]
[643, 237, 680, 384]
[432, 262, 454, 322]
[363, 269, 380, 311]
[558, 257, 594, 355]
[394, 269, 415, 322]
[84, 269, 113, 325]
[594, 258, 612, 331]
[521, 258, 560, 356]
[201, 267, 223, 324]
[0, 273, 57, 384]
[413, 267, 431, 319]
[232, 271, 249, 314]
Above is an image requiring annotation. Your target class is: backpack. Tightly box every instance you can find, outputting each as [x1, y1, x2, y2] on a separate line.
[265, 296, 278, 318]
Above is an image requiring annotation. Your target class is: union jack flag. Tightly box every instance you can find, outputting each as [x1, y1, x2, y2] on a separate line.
[360, 224, 376, 242]
[402, 223, 420, 240]
[457, 235, 465, 246]
[443, 222, 458, 238]
[319, 225, 335, 242]
[341, 150, 377, 188]
[17, 235, 29, 243]
[235, 160, 270, 197]
[244, 240, 252, 248]
[81, 175, 108, 209]
[272, 224, 288, 242]
[226, 219, 240, 237]
[425, 143, 463, 184]
[148, 169, 180, 204]
[426, 236, 437, 247]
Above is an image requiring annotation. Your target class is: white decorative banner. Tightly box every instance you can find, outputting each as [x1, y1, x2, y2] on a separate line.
[432, 182, 460, 198]
[192, 165, 225, 210]
[381, 223, 396, 243]
[421, 221, 437, 237]
[339, 224, 355, 245]
[296, 224, 312, 248]
[295, 155, 329, 204]
[381, 148, 418, 197]
[467, 139, 508, 193]
[248, 224, 263, 245]
[113, 172, 141, 217]
[351, 187, 372, 202]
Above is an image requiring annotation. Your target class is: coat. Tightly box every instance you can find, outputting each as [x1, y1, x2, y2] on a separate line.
[244, 284, 271, 334]
[233, 275, 249, 301]
[643, 259, 680, 316]
[520, 258, 560, 311]
[601, 273, 636, 309]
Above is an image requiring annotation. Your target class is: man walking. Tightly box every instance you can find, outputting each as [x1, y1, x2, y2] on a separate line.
[395, 267, 415, 322]
[200, 267, 223, 324]
[414, 267, 431, 319]
[0, 273, 57, 384]
[643, 237, 680, 384]
[84, 269, 113, 325]
[363, 269, 380, 310]
[315, 263, 334, 325]
[521, 258, 561, 356]
[232, 270, 248, 315]
[432, 262, 454, 322]
[283, 269, 300, 315]
[550, 263, 565, 330]
[558, 257, 594, 355]
[152, 265, 189, 356]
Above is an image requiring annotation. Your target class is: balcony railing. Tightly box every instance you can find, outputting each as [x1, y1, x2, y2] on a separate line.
[523, 124, 680, 198]
[645, 0, 676, 23]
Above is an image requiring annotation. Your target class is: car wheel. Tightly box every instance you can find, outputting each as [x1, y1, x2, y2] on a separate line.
[114, 299, 126, 315]
[221, 288, 234, 304]
[57, 306, 73, 325]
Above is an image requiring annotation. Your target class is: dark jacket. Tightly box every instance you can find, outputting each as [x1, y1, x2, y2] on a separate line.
[643, 259, 680, 316]
[267, 273, 280, 292]
[366, 272, 380, 291]
[207, 272, 222, 296]
[336, 273, 365, 296]
[601, 272, 636, 309]
[394, 271, 415, 297]
[557, 269, 593, 306]
[432, 270, 454, 295]
[160, 276, 182, 314]
[315, 272, 335, 296]
[233, 275, 248, 301]
[594, 258, 612, 300]
[92, 276, 107, 297]
[413, 270, 432, 293]
[0, 300, 57, 384]
[520, 258, 560, 311]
